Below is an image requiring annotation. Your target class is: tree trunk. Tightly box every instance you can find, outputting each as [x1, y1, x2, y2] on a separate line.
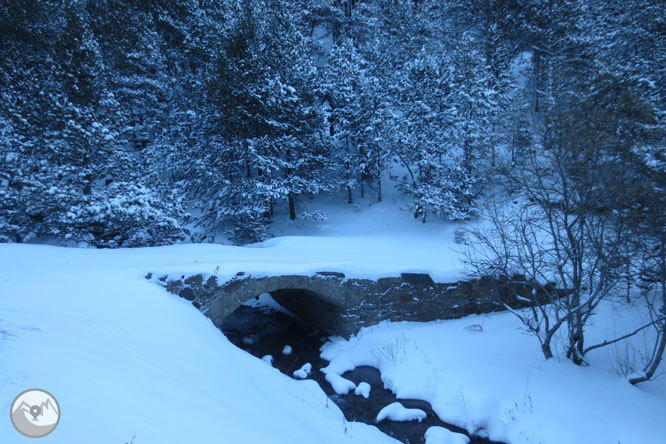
[631, 234, 666, 384]
[288, 192, 296, 220]
[534, 52, 540, 113]
[491, 124, 496, 167]
[630, 315, 666, 385]
[347, 185, 353, 204]
[83, 174, 92, 195]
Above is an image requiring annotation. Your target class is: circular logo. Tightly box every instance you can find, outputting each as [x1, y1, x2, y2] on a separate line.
[10, 389, 60, 438]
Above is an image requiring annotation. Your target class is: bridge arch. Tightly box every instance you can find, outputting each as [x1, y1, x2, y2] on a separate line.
[207, 275, 347, 334]
[154, 271, 522, 338]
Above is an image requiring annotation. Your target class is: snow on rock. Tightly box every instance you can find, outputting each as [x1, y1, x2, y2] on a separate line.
[325, 372, 357, 395]
[376, 402, 427, 423]
[293, 363, 312, 379]
[261, 354, 274, 365]
[425, 426, 470, 444]
[355, 382, 371, 399]
[282, 345, 293, 355]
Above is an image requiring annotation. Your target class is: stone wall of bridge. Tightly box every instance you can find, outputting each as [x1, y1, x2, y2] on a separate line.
[150, 271, 532, 337]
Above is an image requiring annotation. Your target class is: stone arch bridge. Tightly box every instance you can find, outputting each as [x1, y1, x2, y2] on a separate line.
[151, 271, 531, 337]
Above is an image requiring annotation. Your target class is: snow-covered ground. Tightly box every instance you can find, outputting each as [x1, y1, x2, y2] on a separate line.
[321, 300, 666, 444]
[0, 243, 400, 444]
[2, 194, 665, 444]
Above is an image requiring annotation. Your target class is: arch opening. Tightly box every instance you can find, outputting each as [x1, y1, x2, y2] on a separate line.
[219, 290, 334, 379]
[268, 288, 343, 335]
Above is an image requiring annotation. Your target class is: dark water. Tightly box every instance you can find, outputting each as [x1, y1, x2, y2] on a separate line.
[221, 302, 503, 444]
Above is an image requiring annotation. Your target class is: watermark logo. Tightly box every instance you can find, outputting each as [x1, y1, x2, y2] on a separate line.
[10, 389, 60, 438]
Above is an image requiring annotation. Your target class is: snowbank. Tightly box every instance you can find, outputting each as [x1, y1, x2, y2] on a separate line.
[0, 230, 465, 285]
[321, 303, 666, 444]
[0, 244, 397, 444]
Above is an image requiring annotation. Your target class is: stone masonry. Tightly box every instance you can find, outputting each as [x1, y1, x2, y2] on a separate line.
[149, 271, 535, 337]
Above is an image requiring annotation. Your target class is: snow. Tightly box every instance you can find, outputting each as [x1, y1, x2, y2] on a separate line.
[293, 363, 312, 379]
[0, 230, 463, 288]
[425, 426, 469, 444]
[0, 244, 398, 444]
[355, 382, 371, 399]
[321, 301, 666, 444]
[324, 372, 357, 395]
[2, 204, 665, 444]
[376, 402, 426, 423]
[261, 354, 274, 365]
[282, 345, 293, 356]
[243, 293, 300, 319]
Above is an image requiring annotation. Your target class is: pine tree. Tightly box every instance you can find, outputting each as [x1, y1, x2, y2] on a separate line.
[328, 39, 388, 204]
[183, 0, 332, 242]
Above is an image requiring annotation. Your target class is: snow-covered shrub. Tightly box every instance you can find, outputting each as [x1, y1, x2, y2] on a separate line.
[60, 182, 188, 247]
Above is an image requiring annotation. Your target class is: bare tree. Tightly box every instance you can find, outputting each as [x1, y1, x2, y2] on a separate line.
[628, 144, 666, 384]
[466, 199, 569, 360]
[467, 113, 649, 364]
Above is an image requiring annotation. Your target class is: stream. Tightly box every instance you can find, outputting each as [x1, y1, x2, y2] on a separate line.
[221, 297, 504, 444]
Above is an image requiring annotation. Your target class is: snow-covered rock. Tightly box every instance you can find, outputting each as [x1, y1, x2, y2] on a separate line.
[376, 402, 426, 423]
[261, 354, 274, 365]
[293, 363, 312, 379]
[425, 426, 469, 444]
[282, 345, 293, 355]
[325, 373, 356, 395]
[355, 382, 371, 399]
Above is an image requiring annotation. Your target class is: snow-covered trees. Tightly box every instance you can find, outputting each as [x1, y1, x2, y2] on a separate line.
[178, 0, 334, 242]
[328, 39, 388, 204]
[391, 47, 464, 222]
[0, 0, 663, 262]
[0, 0, 188, 246]
[465, 0, 665, 369]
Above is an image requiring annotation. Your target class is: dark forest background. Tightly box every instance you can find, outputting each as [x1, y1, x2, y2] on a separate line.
[0, 0, 664, 247]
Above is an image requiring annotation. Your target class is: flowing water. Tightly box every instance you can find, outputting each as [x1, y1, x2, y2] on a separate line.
[221, 299, 504, 444]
